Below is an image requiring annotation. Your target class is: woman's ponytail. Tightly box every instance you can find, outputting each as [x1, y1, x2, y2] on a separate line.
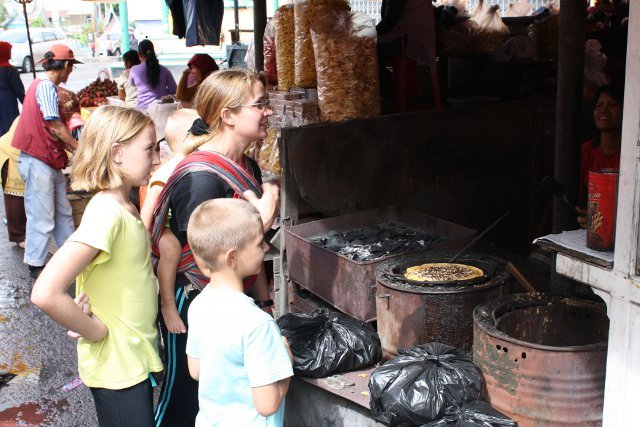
[138, 39, 160, 88]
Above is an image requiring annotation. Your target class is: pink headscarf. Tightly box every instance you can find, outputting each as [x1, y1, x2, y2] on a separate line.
[187, 54, 219, 80]
[0, 42, 12, 67]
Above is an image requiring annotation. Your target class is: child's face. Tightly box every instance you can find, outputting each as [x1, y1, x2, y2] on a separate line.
[118, 125, 159, 187]
[235, 232, 268, 277]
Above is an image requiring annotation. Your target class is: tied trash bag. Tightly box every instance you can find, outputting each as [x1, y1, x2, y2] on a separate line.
[276, 308, 382, 378]
[369, 342, 484, 426]
[423, 401, 517, 426]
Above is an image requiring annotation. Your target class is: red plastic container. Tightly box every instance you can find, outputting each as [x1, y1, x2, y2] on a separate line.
[587, 169, 619, 251]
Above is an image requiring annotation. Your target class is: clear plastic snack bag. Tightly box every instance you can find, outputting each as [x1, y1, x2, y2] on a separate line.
[274, 4, 295, 91]
[472, 5, 510, 54]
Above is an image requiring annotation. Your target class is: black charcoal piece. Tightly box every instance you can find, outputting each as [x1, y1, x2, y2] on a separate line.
[310, 222, 446, 261]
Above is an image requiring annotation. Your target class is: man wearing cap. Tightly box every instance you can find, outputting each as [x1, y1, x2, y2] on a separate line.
[12, 44, 81, 278]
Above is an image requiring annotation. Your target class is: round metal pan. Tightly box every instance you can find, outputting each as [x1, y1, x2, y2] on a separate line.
[389, 256, 497, 286]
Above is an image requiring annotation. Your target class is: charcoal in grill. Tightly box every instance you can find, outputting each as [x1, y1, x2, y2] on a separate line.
[311, 221, 445, 261]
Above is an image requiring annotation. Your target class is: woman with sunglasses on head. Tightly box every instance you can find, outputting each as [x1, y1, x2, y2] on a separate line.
[129, 39, 177, 111]
[12, 44, 80, 278]
[151, 69, 279, 427]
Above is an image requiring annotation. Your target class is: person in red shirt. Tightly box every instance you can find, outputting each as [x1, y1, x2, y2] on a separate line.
[577, 83, 624, 227]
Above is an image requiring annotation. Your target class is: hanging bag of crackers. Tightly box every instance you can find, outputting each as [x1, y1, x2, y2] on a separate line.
[264, 18, 278, 86]
[311, 6, 380, 122]
[294, 0, 351, 88]
[352, 12, 381, 118]
[274, 4, 295, 91]
[311, 6, 358, 122]
[294, 0, 315, 88]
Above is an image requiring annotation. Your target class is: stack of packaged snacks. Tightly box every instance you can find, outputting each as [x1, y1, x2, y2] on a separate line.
[268, 90, 320, 128]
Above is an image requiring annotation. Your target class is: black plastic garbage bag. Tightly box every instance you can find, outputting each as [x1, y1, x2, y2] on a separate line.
[423, 401, 517, 426]
[276, 308, 382, 378]
[368, 342, 484, 426]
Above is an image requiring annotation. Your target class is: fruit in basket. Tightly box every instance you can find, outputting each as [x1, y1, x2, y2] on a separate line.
[94, 92, 108, 106]
[80, 94, 93, 107]
[77, 78, 119, 107]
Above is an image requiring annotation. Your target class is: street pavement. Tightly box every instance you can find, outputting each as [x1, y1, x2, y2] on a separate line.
[2, 57, 184, 427]
[19, 58, 124, 94]
[0, 195, 98, 425]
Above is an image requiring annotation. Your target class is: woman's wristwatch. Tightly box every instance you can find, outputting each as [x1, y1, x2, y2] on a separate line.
[254, 299, 274, 308]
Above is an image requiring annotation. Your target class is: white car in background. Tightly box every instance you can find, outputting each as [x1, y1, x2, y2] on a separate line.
[0, 27, 67, 73]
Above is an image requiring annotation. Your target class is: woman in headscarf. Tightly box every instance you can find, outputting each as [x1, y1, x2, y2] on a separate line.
[0, 41, 25, 135]
[175, 54, 219, 104]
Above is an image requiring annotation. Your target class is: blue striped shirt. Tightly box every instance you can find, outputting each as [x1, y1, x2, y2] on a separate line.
[35, 79, 60, 121]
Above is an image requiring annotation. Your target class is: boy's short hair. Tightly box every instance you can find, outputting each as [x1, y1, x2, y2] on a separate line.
[187, 198, 263, 270]
[164, 108, 199, 154]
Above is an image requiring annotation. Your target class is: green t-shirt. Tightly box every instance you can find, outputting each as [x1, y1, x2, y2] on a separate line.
[68, 194, 162, 389]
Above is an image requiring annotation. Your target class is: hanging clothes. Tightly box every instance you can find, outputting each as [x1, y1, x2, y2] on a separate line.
[167, 0, 225, 47]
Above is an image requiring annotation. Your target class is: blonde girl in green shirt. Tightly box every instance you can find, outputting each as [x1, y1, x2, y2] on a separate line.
[31, 106, 163, 427]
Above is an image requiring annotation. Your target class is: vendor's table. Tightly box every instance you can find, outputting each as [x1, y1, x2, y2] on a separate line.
[534, 229, 614, 269]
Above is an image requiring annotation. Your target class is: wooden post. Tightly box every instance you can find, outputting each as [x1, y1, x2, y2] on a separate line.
[552, 1, 586, 232]
[253, 0, 267, 71]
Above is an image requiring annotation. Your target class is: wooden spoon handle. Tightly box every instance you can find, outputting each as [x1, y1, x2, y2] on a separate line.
[506, 262, 537, 293]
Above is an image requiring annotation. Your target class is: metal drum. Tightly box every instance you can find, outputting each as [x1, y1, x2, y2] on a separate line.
[375, 251, 510, 356]
[473, 293, 609, 426]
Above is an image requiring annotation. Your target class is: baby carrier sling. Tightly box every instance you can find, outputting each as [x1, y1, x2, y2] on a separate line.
[151, 150, 263, 291]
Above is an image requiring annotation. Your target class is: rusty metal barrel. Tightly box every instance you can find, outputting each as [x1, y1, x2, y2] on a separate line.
[473, 293, 609, 426]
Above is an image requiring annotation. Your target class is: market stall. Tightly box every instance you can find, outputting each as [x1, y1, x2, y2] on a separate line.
[246, 2, 579, 425]
[175, 0, 630, 424]
[268, 97, 561, 425]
